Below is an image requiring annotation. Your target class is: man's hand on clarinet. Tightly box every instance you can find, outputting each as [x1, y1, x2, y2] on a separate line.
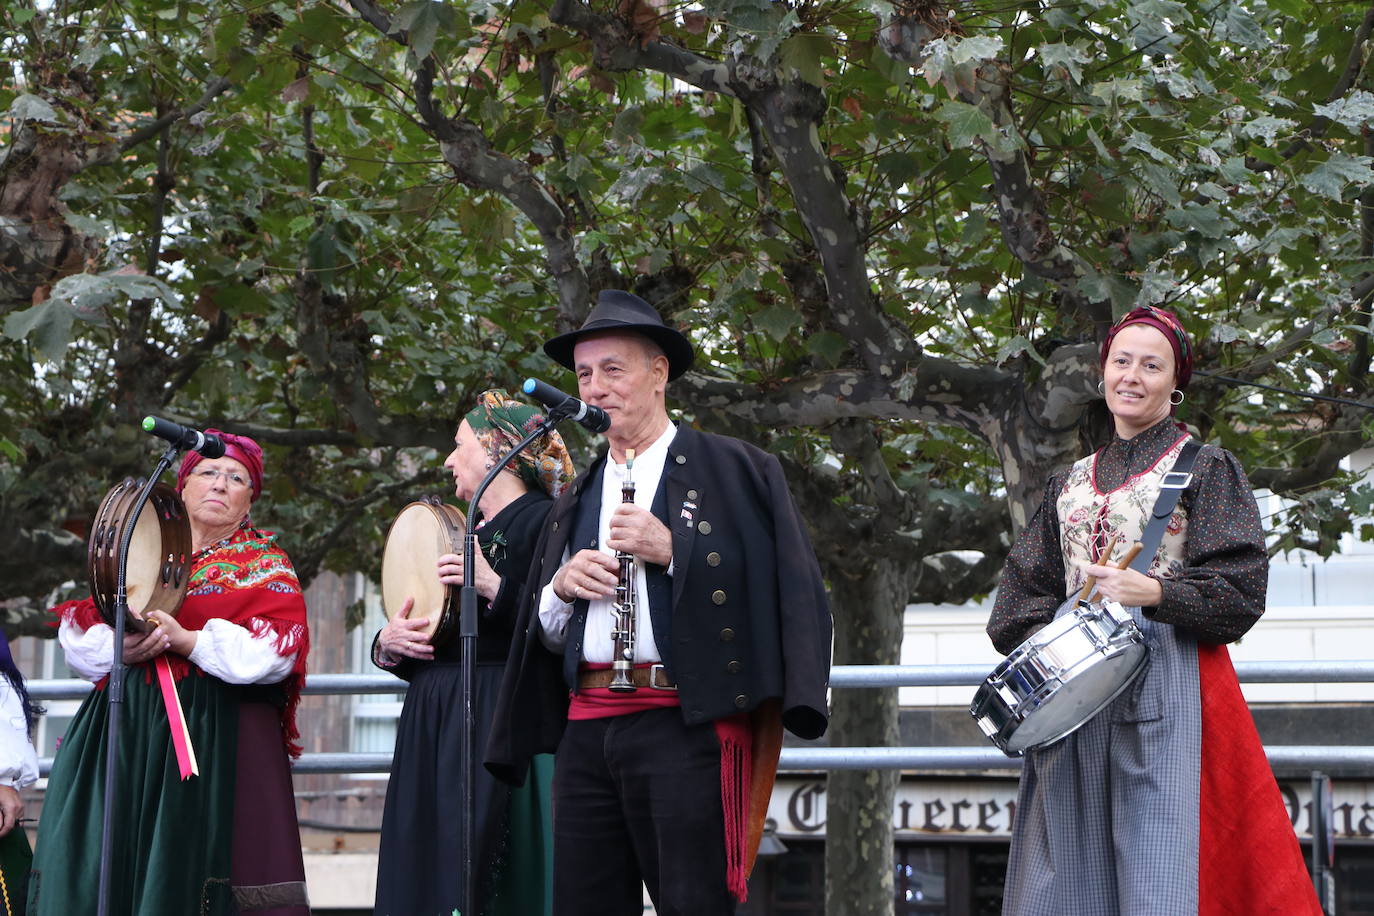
[607, 504, 672, 567]
[552, 550, 619, 603]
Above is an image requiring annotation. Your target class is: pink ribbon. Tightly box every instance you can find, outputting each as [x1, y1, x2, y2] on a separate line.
[154, 655, 199, 780]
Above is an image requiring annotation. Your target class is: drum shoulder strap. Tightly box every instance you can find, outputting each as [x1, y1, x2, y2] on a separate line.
[1128, 438, 1202, 574]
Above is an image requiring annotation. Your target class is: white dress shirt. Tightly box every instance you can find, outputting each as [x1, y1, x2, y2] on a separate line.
[538, 423, 677, 662]
[0, 678, 37, 789]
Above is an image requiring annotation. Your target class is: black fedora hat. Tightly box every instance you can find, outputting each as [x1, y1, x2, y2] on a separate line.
[543, 290, 695, 380]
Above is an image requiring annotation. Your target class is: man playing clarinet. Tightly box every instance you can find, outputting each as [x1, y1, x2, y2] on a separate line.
[487, 289, 833, 916]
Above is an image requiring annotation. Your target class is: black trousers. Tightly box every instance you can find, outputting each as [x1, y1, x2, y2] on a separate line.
[552, 707, 736, 916]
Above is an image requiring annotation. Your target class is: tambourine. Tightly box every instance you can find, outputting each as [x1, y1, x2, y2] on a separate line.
[381, 497, 468, 646]
[86, 478, 192, 632]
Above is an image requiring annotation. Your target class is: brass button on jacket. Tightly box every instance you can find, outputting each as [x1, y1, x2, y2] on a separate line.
[719, 627, 735, 642]
[711, 589, 726, 605]
[706, 551, 721, 567]
[726, 660, 742, 674]
[697, 521, 712, 535]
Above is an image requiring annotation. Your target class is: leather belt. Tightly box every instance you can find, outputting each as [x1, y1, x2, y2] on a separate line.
[577, 664, 677, 691]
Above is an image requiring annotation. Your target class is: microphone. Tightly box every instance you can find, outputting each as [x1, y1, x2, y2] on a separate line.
[141, 416, 227, 458]
[522, 379, 611, 433]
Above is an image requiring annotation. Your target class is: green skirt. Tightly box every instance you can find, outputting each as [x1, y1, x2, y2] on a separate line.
[28, 672, 239, 916]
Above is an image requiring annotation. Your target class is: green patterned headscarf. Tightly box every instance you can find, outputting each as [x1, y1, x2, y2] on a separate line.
[465, 389, 576, 498]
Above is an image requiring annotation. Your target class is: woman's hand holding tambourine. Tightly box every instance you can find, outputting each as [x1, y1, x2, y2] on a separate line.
[121, 624, 172, 664]
[145, 610, 197, 656]
[378, 598, 435, 661]
[436, 551, 500, 602]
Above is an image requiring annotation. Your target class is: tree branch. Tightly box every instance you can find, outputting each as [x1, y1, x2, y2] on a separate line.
[113, 78, 233, 157]
[1249, 6, 1374, 172]
[549, 0, 735, 95]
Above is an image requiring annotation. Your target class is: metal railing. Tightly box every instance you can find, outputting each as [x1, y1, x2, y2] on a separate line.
[29, 660, 1374, 775]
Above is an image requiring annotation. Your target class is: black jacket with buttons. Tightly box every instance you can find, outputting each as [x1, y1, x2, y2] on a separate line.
[485, 424, 833, 786]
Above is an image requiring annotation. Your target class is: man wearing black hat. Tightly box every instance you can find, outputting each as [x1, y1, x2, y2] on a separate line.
[487, 290, 832, 915]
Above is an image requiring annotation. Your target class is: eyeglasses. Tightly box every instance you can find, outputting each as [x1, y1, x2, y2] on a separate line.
[190, 468, 250, 490]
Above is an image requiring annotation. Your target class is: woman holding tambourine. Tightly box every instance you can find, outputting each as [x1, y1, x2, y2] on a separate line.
[32, 431, 310, 916]
[372, 389, 572, 916]
[986, 307, 1319, 916]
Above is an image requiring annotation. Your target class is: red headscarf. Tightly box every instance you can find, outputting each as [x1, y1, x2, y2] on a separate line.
[175, 429, 265, 501]
[1099, 305, 1194, 389]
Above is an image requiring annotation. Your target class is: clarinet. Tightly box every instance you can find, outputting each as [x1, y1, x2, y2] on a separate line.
[608, 449, 638, 693]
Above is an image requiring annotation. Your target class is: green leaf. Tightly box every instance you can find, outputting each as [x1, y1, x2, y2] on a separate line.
[1312, 90, 1374, 132]
[1133, 270, 1178, 307]
[753, 304, 801, 342]
[805, 331, 849, 367]
[935, 100, 997, 149]
[1038, 43, 1092, 84]
[9, 93, 58, 124]
[995, 335, 1045, 367]
[612, 106, 645, 142]
[394, 1, 443, 60]
[780, 33, 830, 87]
[1164, 203, 1228, 238]
[1240, 116, 1297, 143]
[1223, 4, 1266, 49]
[1300, 153, 1374, 200]
[4, 300, 77, 363]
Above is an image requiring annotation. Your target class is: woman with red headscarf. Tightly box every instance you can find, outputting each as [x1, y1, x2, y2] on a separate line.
[30, 431, 311, 916]
[986, 307, 1319, 916]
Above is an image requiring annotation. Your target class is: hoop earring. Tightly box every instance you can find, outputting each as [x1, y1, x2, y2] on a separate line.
[1170, 389, 1184, 405]
[1097, 380, 1106, 397]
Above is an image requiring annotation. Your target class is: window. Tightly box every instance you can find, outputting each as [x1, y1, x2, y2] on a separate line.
[349, 575, 403, 756]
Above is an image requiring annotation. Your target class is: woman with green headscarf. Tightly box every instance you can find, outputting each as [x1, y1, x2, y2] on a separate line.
[373, 389, 573, 916]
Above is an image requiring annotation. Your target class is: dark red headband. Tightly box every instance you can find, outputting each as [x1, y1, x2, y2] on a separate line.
[175, 429, 265, 501]
[1099, 306, 1193, 389]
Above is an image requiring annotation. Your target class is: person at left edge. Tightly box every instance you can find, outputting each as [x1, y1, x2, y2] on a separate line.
[0, 634, 39, 916]
[372, 389, 573, 916]
[30, 431, 310, 916]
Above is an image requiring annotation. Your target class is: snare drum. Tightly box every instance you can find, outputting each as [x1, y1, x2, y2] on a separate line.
[970, 597, 1148, 757]
[381, 498, 467, 646]
[86, 478, 192, 632]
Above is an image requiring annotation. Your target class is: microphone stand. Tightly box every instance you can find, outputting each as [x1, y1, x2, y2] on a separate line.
[459, 403, 578, 916]
[98, 443, 181, 916]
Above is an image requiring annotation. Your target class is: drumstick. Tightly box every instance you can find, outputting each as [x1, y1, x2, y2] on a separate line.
[1077, 534, 1120, 601]
[1078, 540, 1145, 603]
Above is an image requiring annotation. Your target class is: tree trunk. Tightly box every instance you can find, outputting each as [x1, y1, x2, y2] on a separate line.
[823, 559, 910, 916]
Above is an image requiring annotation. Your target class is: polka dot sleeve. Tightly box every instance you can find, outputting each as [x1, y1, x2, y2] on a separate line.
[987, 473, 1071, 655]
[1145, 446, 1268, 644]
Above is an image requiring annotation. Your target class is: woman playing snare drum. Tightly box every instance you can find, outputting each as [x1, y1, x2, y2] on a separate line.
[987, 307, 1319, 916]
[33, 432, 310, 916]
[372, 389, 572, 916]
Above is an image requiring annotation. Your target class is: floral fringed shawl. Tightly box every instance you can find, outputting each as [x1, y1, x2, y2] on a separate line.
[54, 526, 310, 757]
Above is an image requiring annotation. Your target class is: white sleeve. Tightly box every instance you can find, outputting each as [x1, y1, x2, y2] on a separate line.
[186, 618, 298, 685]
[537, 583, 572, 652]
[0, 681, 37, 789]
[58, 618, 115, 682]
